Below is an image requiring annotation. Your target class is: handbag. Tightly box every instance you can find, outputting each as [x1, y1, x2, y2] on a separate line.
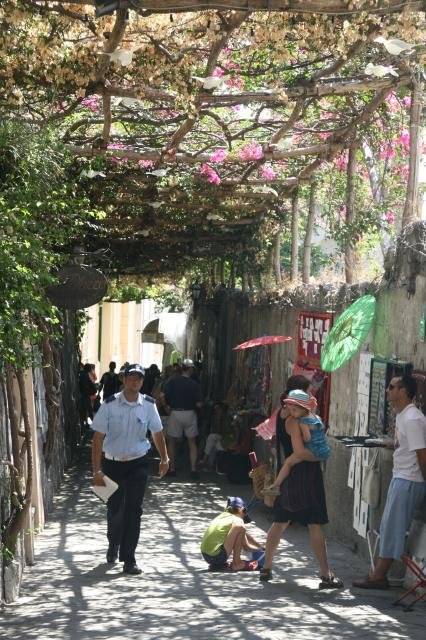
[362, 448, 381, 508]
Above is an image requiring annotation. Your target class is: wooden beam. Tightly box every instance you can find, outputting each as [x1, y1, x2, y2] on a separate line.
[54, 1, 422, 17]
[99, 76, 409, 106]
[402, 80, 423, 227]
[66, 142, 335, 163]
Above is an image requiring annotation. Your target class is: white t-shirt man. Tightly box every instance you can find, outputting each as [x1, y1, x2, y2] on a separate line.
[393, 403, 426, 483]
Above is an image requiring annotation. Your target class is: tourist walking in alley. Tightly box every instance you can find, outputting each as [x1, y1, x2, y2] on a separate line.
[260, 375, 343, 589]
[98, 361, 121, 401]
[163, 358, 202, 480]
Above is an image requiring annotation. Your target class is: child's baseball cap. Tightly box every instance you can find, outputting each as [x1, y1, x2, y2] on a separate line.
[226, 497, 252, 523]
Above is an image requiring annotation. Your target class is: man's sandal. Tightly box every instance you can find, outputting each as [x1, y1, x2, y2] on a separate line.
[259, 567, 273, 582]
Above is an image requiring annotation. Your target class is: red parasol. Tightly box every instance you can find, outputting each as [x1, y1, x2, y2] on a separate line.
[233, 335, 293, 350]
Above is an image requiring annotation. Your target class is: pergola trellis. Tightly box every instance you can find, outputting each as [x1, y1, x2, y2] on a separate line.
[2, 1, 424, 282]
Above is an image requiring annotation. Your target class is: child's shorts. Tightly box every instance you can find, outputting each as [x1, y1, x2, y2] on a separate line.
[202, 545, 228, 567]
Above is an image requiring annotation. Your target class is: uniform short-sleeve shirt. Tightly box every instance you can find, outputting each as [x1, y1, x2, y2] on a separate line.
[91, 391, 163, 458]
[393, 403, 426, 483]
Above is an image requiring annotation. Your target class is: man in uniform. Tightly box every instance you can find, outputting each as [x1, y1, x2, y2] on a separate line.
[91, 364, 169, 575]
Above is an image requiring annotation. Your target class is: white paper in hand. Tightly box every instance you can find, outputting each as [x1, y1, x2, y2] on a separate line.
[91, 474, 118, 503]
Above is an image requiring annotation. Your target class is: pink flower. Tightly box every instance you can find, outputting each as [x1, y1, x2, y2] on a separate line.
[199, 164, 221, 185]
[402, 96, 412, 109]
[226, 76, 244, 90]
[107, 143, 128, 164]
[290, 56, 297, 64]
[395, 128, 410, 149]
[138, 160, 155, 168]
[386, 92, 400, 114]
[333, 152, 348, 171]
[82, 95, 100, 113]
[210, 148, 228, 163]
[384, 210, 395, 224]
[338, 205, 347, 219]
[318, 131, 331, 140]
[393, 164, 409, 181]
[261, 165, 276, 180]
[213, 67, 224, 77]
[238, 142, 263, 161]
[223, 59, 240, 71]
[379, 142, 396, 161]
[231, 104, 242, 112]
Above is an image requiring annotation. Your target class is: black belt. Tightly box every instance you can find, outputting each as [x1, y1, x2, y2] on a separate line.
[172, 408, 194, 411]
[104, 453, 144, 461]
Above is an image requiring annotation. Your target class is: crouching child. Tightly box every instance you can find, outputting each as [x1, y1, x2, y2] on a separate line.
[200, 497, 262, 571]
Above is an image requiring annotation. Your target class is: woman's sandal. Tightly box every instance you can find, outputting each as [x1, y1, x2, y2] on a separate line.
[318, 573, 344, 589]
[259, 567, 273, 582]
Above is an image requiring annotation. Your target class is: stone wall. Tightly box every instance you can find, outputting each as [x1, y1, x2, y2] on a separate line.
[188, 222, 426, 571]
[0, 311, 81, 603]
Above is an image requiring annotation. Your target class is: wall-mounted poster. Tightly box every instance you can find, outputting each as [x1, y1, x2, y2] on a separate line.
[298, 311, 332, 365]
[368, 358, 411, 435]
[296, 312, 333, 425]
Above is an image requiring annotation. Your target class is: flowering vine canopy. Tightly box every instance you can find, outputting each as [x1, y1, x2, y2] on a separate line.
[0, 1, 424, 277]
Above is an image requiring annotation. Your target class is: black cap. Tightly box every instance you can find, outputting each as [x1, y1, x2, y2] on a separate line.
[124, 364, 145, 376]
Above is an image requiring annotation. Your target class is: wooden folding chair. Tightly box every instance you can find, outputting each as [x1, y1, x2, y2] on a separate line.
[392, 554, 426, 612]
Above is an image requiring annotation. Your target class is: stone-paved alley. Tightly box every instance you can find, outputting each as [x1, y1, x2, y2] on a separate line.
[1, 453, 424, 640]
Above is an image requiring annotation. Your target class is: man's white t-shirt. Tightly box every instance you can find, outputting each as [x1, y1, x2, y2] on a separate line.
[393, 404, 426, 483]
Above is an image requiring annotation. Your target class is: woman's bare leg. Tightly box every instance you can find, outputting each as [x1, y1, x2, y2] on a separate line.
[263, 522, 289, 570]
[308, 524, 330, 577]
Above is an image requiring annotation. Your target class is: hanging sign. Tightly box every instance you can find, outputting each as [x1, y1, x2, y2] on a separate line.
[297, 311, 332, 364]
[46, 265, 107, 310]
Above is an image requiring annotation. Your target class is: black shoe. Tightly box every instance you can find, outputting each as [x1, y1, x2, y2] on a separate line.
[123, 562, 142, 575]
[166, 469, 177, 477]
[106, 546, 119, 563]
[190, 470, 200, 480]
[319, 574, 344, 590]
[259, 568, 272, 582]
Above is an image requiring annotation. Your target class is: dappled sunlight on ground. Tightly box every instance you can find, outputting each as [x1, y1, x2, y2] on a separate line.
[0, 450, 424, 640]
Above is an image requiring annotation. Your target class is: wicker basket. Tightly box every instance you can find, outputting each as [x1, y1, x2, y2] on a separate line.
[251, 463, 270, 500]
[262, 468, 279, 508]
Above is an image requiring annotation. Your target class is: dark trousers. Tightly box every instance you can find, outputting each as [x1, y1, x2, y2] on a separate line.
[102, 457, 148, 564]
